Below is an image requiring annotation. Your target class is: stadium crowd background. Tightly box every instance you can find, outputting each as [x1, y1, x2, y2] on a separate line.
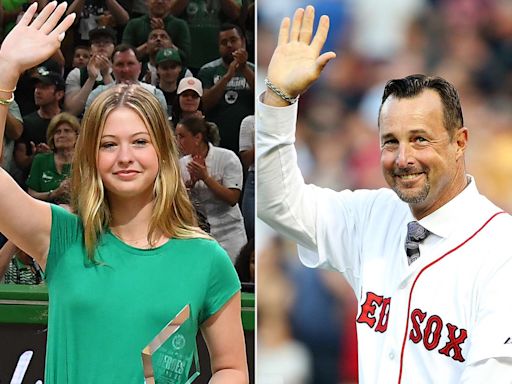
[257, 0, 512, 383]
[0, 0, 256, 283]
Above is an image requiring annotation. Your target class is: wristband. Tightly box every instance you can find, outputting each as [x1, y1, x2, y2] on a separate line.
[0, 93, 14, 105]
[264, 78, 299, 104]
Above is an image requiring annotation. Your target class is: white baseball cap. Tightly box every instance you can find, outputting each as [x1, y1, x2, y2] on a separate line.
[177, 77, 203, 97]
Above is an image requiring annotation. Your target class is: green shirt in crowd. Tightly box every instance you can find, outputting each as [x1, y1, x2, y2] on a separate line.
[198, 58, 254, 154]
[122, 14, 191, 64]
[173, 0, 242, 70]
[26, 152, 71, 196]
[44, 205, 240, 383]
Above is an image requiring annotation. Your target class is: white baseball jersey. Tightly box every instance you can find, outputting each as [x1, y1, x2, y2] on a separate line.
[257, 99, 512, 383]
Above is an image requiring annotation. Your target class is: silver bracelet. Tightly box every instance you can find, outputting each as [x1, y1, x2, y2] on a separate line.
[264, 78, 299, 104]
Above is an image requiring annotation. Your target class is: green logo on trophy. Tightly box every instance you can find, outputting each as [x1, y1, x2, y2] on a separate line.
[142, 305, 200, 383]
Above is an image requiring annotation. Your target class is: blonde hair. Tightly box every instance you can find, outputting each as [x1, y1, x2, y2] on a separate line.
[71, 84, 209, 261]
[46, 112, 80, 150]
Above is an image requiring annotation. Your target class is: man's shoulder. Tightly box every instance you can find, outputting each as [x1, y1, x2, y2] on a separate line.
[199, 58, 224, 71]
[65, 67, 81, 83]
[22, 111, 42, 124]
[126, 14, 148, 26]
[164, 14, 187, 27]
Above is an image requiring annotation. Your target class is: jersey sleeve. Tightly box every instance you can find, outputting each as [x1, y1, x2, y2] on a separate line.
[467, 253, 512, 364]
[199, 240, 241, 324]
[45, 204, 83, 282]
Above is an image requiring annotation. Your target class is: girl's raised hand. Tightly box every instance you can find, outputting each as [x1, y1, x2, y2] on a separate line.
[0, 2, 75, 76]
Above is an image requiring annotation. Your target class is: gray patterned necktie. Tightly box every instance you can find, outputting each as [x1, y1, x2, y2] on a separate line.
[404, 221, 430, 265]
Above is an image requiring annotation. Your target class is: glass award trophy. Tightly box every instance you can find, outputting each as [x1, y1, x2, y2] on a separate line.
[142, 305, 200, 384]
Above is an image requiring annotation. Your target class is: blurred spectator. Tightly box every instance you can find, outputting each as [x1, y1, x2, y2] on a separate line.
[14, 59, 63, 116]
[257, 236, 312, 384]
[153, 47, 191, 116]
[66, 0, 129, 42]
[169, 0, 242, 74]
[198, 23, 254, 153]
[234, 237, 254, 283]
[70, 44, 92, 71]
[238, 0, 255, 63]
[171, 76, 204, 122]
[65, 26, 116, 116]
[26, 112, 80, 205]
[288, 266, 352, 384]
[14, 69, 65, 189]
[85, 44, 167, 112]
[177, 116, 246, 262]
[0, 240, 43, 285]
[142, 29, 193, 85]
[122, 0, 191, 63]
[2, 101, 23, 182]
[238, 114, 254, 238]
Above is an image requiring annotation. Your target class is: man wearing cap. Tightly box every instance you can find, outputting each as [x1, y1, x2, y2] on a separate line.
[64, 26, 116, 116]
[198, 23, 254, 154]
[155, 47, 192, 116]
[121, 0, 191, 63]
[85, 44, 168, 114]
[142, 28, 177, 85]
[14, 71, 65, 189]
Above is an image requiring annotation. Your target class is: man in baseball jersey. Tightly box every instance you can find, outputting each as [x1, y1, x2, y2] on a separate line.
[257, 6, 512, 383]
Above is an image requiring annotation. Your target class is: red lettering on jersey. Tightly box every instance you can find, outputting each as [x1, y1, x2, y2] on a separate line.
[408, 309, 467, 362]
[438, 323, 467, 362]
[409, 308, 426, 343]
[423, 315, 443, 350]
[375, 297, 391, 333]
[356, 292, 382, 328]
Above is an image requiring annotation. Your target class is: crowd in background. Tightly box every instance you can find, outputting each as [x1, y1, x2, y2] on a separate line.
[258, 0, 512, 383]
[0, 0, 255, 286]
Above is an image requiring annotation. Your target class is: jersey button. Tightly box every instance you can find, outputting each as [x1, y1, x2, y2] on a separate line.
[389, 351, 395, 360]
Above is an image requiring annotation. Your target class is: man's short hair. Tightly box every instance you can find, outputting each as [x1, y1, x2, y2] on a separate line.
[219, 23, 245, 41]
[379, 74, 464, 136]
[112, 44, 140, 62]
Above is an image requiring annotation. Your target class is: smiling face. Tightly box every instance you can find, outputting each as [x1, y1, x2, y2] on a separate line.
[178, 90, 201, 113]
[97, 107, 159, 201]
[379, 89, 468, 218]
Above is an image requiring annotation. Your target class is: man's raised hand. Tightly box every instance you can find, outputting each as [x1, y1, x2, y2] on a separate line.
[265, 6, 336, 105]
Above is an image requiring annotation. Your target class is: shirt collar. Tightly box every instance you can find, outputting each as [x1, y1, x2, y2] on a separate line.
[418, 175, 478, 239]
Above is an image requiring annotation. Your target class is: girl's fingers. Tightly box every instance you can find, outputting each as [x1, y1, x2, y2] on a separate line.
[16, 2, 38, 27]
[39, 2, 69, 34]
[49, 13, 76, 41]
[30, 1, 58, 30]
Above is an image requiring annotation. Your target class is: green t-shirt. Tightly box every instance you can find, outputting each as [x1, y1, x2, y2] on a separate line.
[122, 15, 191, 64]
[26, 152, 71, 194]
[44, 205, 240, 383]
[198, 58, 254, 154]
[174, 0, 242, 70]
